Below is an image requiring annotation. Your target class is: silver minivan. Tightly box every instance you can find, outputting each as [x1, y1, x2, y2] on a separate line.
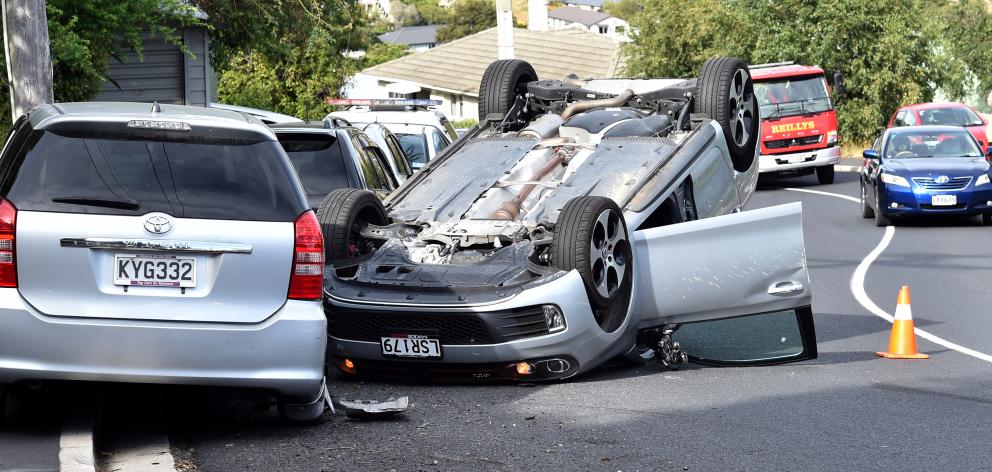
[0, 103, 327, 423]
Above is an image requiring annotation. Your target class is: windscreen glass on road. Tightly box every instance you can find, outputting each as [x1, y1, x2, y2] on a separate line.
[755, 76, 832, 119]
[884, 130, 983, 158]
[6, 130, 304, 221]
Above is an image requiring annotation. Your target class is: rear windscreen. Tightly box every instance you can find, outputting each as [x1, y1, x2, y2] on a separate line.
[5, 130, 306, 221]
[278, 135, 351, 198]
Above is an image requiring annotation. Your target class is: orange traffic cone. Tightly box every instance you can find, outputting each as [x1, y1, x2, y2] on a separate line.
[876, 286, 928, 359]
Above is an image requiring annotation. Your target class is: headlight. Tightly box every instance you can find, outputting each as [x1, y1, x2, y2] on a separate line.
[976, 174, 990, 187]
[881, 173, 910, 187]
[543, 305, 566, 333]
[827, 130, 838, 146]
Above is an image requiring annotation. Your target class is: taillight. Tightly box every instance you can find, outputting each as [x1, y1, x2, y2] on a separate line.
[288, 211, 324, 300]
[0, 199, 15, 287]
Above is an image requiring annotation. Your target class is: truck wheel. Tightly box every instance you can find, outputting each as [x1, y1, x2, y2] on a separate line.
[478, 59, 537, 121]
[551, 196, 632, 333]
[816, 165, 835, 184]
[694, 57, 758, 173]
[316, 189, 389, 262]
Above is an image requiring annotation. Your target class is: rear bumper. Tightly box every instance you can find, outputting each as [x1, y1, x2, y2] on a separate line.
[759, 146, 841, 173]
[0, 290, 326, 399]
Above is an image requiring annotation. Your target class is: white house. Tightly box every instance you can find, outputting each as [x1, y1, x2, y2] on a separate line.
[546, 6, 630, 42]
[345, 27, 626, 122]
[561, 0, 604, 11]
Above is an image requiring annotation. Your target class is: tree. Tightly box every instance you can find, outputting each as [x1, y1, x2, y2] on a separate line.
[362, 42, 412, 68]
[407, 0, 447, 24]
[3, 0, 54, 120]
[436, 0, 503, 43]
[603, 0, 641, 21]
[198, 0, 371, 118]
[623, 0, 992, 143]
[390, 1, 422, 26]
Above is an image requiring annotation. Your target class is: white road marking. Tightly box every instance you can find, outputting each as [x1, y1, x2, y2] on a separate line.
[785, 187, 992, 364]
[101, 433, 177, 472]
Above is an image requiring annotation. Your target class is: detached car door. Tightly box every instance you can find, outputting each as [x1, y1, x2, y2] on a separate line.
[631, 202, 815, 365]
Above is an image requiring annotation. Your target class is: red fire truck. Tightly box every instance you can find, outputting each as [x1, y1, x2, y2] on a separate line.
[751, 62, 842, 184]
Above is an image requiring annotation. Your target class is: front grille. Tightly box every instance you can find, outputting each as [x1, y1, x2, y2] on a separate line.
[911, 176, 972, 191]
[329, 306, 553, 345]
[765, 134, 822, 150]
[920, 203, 967, 210]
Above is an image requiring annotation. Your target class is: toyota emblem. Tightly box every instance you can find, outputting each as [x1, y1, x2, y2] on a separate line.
[934, 175, 951, 184]
[144, 214, 173, 235]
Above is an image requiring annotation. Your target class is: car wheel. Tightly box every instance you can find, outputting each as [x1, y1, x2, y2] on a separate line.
[982, 213, 992, 225]
[478, 59, 537, 121]
[816, 165, 835, 185]
[874, 189, 891, 227]
[694, 57, 758, 173]
[316, 189, 389, 262]
[861, 182, 874, 218]
[551, 196, 632, 333]
[0, 385, 6, 426]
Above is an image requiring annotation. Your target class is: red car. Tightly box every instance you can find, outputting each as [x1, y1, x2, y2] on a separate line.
[888, 102, 989, 150]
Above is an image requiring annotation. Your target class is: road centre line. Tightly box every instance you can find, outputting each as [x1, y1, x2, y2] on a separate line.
[784, 187, 992, 364]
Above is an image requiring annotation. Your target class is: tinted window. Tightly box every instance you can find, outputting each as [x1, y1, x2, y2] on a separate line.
[918, 107, 984, 126]
[397, 133, 428, 167]
[278, 134, 351, 199]
[385, 134, 412, 177]
[6, 131, 304, 221]
[431, 129, 447, 154]
[365, 146, 396, 192]
[352, 136, 387, 190]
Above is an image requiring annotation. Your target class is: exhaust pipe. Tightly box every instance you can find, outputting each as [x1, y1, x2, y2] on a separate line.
[560, 89, 635, 120]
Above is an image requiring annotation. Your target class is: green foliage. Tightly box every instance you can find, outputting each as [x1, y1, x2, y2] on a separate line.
[407, 0, 448, 24]
[391, 1, 423, 26]
[0, 0, 201, 133]
[362, 43, 413, 68]
[202, 0, 371, 119]
[436, 0, 502, 43]
[450, 118, 478, 128]
[603, 0, 641, 22]
[623, 0, 992, 142]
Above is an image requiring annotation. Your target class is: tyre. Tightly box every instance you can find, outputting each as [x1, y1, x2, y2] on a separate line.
[694, 57, 759, 172]
[478, 59, 538, 121]
[861, 182, 874, 218]
[874, 189, 890, 227]
[316, 189, 389, 262]
[816, 165, 835, 185]
[982, 213, 992, 225]
[551, 196, 632, 333]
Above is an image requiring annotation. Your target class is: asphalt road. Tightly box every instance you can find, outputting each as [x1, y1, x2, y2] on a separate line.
[5, 171, 992, 471]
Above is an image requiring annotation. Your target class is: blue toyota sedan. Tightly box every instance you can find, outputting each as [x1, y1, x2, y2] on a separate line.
[861, 125, 992, 226]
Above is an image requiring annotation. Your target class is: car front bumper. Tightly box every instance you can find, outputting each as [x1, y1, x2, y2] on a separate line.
[759, 146, 841, 173]
[325, 271, 629, 381]
[882, 184, 992, 216]
[0, 289, 326, 400]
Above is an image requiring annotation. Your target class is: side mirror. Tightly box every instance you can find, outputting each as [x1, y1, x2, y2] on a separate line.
[863, 149, 879, 159]
[986, 146, 992, 157]
[832, 71, 846, 102]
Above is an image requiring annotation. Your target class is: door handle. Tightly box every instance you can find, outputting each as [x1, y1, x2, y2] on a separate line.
[768, 281, 804, 296]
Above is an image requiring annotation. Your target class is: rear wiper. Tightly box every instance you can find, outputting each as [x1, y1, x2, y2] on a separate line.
[52, 196, 140, 210]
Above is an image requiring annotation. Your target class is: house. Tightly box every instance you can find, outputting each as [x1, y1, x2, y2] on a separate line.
[94, 24, 215, 106]
[561, 0, 604, 11]
[359, 0, 392, 19]
[547, 6, 630, 41]
[346, 27, 625, 122]
[378, 25, 442, 52]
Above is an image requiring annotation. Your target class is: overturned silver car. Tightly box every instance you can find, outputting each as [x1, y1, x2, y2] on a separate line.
[318, 57, 815, 380]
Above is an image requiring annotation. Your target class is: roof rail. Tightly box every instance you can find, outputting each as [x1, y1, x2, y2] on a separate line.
[748, 61, 796, 69]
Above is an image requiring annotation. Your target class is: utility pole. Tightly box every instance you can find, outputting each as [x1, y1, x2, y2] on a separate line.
[2, 0, 53, 121]
[496, 0, 514, 59]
